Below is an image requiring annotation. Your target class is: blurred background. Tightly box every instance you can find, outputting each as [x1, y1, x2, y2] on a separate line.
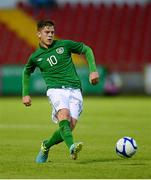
[0, 0, 151, 96]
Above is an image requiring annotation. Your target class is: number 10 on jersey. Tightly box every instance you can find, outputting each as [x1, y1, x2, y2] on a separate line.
[47, 55, 58, 66]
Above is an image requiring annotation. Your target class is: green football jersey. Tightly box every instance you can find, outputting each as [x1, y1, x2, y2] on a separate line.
[24, 40, 84, 90]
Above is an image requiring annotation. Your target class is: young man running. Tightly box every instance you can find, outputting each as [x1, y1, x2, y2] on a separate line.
[22, 20, 99, 163]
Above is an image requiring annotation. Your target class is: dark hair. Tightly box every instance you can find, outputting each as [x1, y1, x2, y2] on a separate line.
[37, 20, 55, 30]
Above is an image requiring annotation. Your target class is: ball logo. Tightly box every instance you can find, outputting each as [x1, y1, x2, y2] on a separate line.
[56, 47, 64, 54]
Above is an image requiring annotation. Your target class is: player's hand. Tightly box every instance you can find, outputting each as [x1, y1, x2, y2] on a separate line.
[89, 71, 99, 85]
[22, 95, 32, 107]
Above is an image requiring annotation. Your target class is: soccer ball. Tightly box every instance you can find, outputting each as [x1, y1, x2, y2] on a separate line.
[116, 136, 137, 158]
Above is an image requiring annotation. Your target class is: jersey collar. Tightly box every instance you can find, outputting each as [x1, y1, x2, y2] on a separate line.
[39, 40, 56, 50]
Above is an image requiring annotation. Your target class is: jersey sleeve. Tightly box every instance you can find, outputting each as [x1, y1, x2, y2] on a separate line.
[81, 44, 97, 72]
[22, 56, 36, 96]
[24, 55, 36, 74]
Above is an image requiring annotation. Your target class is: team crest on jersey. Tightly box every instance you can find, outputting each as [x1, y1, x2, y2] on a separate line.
[56, 47, 64, 54]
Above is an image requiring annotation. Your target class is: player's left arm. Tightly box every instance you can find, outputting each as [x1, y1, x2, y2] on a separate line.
[82, 45, 99, 85]
[66, 40, 99, 85]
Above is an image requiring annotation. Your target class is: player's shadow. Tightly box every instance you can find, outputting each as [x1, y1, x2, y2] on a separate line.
[77, 157, 121, 164]
[78, 158, 146, 166]
[121, 163, 147, 166]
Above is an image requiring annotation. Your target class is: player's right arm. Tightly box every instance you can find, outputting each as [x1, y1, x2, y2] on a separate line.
[22, 56, 36, 107]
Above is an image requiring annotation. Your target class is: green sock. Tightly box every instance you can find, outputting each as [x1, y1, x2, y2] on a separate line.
[59, 119, 74, 149]
[44, 129, 63, 149]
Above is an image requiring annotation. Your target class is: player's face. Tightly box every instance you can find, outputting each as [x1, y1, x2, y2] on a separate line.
[38, 26, 55, 48]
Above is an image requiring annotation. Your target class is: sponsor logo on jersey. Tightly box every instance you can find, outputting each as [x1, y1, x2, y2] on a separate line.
[56, 47, 64, 54]
[37, 58, 43, 61]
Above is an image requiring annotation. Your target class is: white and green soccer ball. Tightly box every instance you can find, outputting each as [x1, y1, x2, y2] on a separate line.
[116, 137, 137, 158]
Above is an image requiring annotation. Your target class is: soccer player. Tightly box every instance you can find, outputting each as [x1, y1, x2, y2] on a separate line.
[22, 20, 99, 163]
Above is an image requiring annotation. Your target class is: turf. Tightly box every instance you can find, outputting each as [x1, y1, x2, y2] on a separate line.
[0, 96, 151, 178]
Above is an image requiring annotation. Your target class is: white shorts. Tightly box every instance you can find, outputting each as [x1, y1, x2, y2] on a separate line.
[47, 88, 83, 124]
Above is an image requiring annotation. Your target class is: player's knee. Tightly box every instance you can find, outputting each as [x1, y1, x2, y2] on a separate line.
[57, 108, 70, 121]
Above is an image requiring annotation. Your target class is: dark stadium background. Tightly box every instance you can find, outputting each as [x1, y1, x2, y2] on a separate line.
[0, 0, 151, 96]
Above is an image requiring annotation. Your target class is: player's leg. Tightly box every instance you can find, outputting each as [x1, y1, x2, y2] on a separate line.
[54, 111, 83, 160]
[68, 89, 83, 160]
[69, 117, 83, 160]
[35, 110, 73, 163]
[44, 114, 77, 149]
[46, 88, 83, 159]
[70, 117, 77, 130]
[57, 88, 83, 157]
[47, 89, 74, 149]
[42, 106, 64, 150]
[57, 108, 74, 149]
[43, 110, 77, 150]
[39, 107, 80, 160]
[36, 89, 72, 163]
[36, 88, 82, 163]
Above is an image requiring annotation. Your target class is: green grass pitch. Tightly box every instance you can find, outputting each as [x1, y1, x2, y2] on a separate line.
[0, 96, 151, 178]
